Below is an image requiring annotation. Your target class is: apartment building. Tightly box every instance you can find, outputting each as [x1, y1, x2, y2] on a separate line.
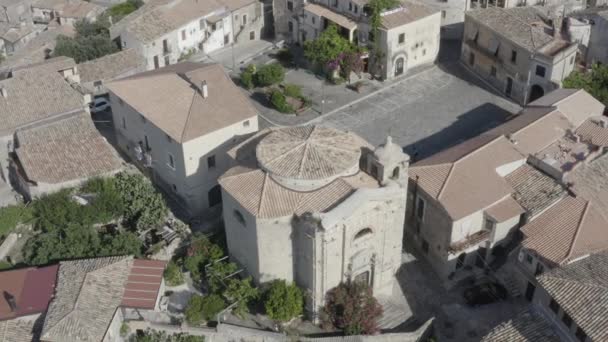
[276, 0, 441, 80]
[462, 7, 577, 105]
[407, 89, 608, 280]
[219, 126, 409, 318]
[110, 0, 264, 71]
[107, 62, 259, 216]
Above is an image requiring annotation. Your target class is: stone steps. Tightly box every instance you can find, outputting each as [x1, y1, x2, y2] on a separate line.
[377, 298, 409, 330]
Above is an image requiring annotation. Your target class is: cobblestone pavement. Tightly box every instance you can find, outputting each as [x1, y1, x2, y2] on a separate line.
[309, 62, 522, 160]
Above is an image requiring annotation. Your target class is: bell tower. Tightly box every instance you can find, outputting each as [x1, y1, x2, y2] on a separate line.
[366, 136, 410, 187]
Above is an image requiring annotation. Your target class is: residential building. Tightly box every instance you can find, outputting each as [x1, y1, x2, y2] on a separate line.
[567, 9, 608, 66]
[0, 22, 38, 56]
[40, 256, 166, 341]
[408, 0, 471, 39]
[0, 0, 33, 24]
[78, 49, 146, 96]
[0, 265, 58, 342]
[407, 88, 607, 280]
[31, 0, 104, 25]
[470, 0, 586, 15]
[282, 0, 441, 80]
[10, 113, 123, 200]
[462, 7, 578, 105]
[109, 0, 264, 71]
[219, 126, 410, 318]
[484, 251, 608, 342]
[107, 62, 259, 216]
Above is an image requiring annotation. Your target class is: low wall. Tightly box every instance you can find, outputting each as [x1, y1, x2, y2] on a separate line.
[0, 233, 18, 260]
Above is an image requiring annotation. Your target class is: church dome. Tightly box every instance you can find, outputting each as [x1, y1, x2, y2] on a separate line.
[256, 125, 363, 191]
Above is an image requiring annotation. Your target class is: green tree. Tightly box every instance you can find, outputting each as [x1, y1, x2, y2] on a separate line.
[53, 18, 118, 63]
[107, 0, 144, 23]
[264, 280, 304, 321]
[563, 63, 608, 106]
[254, 63, 285, 87]
[322, 281, 383, 335]
[223, 276, 259, 317]
[185, 294, 226, 324]
[129, 329, 205, 342]
[270, 89, 294, 113]
[0, 204, 33, 238]
[164, 261, 185, 286]
[99, 231, 143, 256]
[303, 25, 353, 66]
[240, 64, 256, 89]
[368, 0, 399, 76]
[340, 51, 364, 84]
[114, 172, 168, 231]
[184, 235, 224, 283]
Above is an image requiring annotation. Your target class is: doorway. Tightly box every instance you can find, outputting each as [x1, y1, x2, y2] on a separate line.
[529, 84, 544, 102]
[208, 185, 222, 207]
[505, 77, 513, 97]
[525, 282, 535, 301]
[456, 252, 466, 269]
[394, 57, 404, 77]
[354, 271, 370, 286]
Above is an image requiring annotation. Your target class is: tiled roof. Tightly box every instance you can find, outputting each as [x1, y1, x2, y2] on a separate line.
[78, 49, 145, 84]
[505, 164, 566, 217]
[0, 315, 45, 342]
[538, 251, 608, 341]
[107, 62, 258, 143]
[15, 113, 122, 184]
[485, 196, 525, 223]
[0, 265, 58, 320]
[11, 56, 76, 75]
[380, 1, 437, 30]
[121, 259, 167, 309]
[0, 66, 85, 135]
[576, 117, 608, 146]
[304, 3, 357, 30]
[567, 152, 608, 220]
[0, 23, 35, 43]
[481, 307, 560, 342]
[466, 7, 564, 54]
[521, 196, 608, 266]
[256, 126, 364, 181]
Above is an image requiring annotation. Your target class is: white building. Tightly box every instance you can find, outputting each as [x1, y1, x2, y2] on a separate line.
[107, 62, 259, 216]
[219, 126, 410, 318]
[110, 0, 264, 71]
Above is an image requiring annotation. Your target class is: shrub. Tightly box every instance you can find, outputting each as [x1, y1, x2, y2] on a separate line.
[0, 204, 33, 238]
[283, 84, 302, 98]
[264, 280, 304, 321]
[322, 281, 383, 335]
[270, 89, 294, 114]
[255, 63, 285, 87]
[186, 294, 225, 325]
[184, 235, 224, 283]
[120, 322, 129, 337]
[164, 261, 185, 286]
[0, 261, 12, 270]
[113, 172, 168, 231]
[276, 48, 293, 63]
[129, 329, 205, 342]
[240, 64, 256, 89]
[223, 276, 259, 317]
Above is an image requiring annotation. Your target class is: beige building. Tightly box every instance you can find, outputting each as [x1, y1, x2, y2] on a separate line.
[107, 62, 259, 216]
[462, 7, 578, 105]
[110, 0, 264, 71]
[407, 89, 608, 280]
[78, 49, 146, 96]
[219, 126, 410, 318]
[278, 0, 441, 80]
[31, 0, 104, 25]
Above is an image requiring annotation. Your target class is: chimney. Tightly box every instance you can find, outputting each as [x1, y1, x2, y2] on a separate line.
[0, 86, 7, 98]
[201, 80, 208, 98]
[600, 117, 608, 128]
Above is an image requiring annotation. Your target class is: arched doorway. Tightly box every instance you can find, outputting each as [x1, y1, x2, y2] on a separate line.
[529, 84, 544, 102]
[394, 57, 405, 77]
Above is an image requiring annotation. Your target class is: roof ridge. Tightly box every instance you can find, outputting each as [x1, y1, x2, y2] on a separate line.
[437, 163, 454, 200]
[180, 83, 198, 143]
[257, 173, 269, 216]
[298, 140, 312, 179]
[564, 199, 591, 264]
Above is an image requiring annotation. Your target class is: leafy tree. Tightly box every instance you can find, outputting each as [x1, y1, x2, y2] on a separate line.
[322, 281, 383, 336]
[270, 89, 294, 113]
[107, 0, 143, 23]
[255, 63, 285, 87]
[240, 64, 256, 89]
[264, 280, 304, 321]
[82, 177, 124, 221]
[183, 235, 224, 283]
[164, 261, 185, 286]
[129, 329, 204, 342]
[563, 63, 608, 106]
[99, 231, 143, 256]
[53, 18, 118, 63]
[114, 172, 168, 231]
[185, 294, 225, 324]
[0, 204, 33, 238]
[368, 0, 399, 76]
[223, 276, 259, 317]
[206, 260, 238, 293]
[304, 25, 353, 66]
[340, 51, 364, 83]
[283, 84, 302, 98]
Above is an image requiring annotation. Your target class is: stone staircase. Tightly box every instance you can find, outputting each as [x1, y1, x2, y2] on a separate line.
[377, 296, 410, 330]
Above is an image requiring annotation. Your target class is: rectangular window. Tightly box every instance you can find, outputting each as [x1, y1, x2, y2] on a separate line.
[469, 52, 475, 66]
[349, 2, 352, 10]
[491, 66, 497, 77]
[354, 4, 358, 13]
[570, 56, 575, 65]
[562, 312, 573, 329]
[207, 155, 216, 168]
[312, 16, 316, 25]
[575, 327, 587, 342]
[224, 34, 229, 44]
[416, 196, 425, 221]
[422, 239, 429, 253]
[168, 153, 175, 169]
[398, 33, 405, 44]
[250, 31, 255, 40]
[525, 253, 533, 264]
[535, 65, 546, 77]
[181, 30, 186, 40]
[442, 10, 446, 18]
[122, 117, 126, 129]
[484, 218, 495, 230]
[288, 21, 293, 32]
[243, 14, 247, 25]
[549, 298, 559, 314]
[243, 120, 250, 127]
[287, 0, 293, 11]
[511, 50, 517, 63]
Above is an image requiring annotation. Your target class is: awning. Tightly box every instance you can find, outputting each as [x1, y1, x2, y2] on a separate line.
[304, 3, 357, 31]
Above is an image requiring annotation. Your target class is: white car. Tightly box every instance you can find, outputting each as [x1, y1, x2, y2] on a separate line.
[89, 98, 110, 113]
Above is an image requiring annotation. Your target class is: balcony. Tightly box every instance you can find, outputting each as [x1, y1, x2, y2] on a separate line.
[448, 230, 491, 254]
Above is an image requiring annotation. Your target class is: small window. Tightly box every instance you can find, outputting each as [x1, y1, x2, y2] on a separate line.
[549, 298, 560, 314]
[491, 66, 497, 77]
[168, 153, 175, 169]
[224, 34, 229, 44]
[349, 2, 352, 10]
[570, 56, 575, 65]
[575, 327, 587, 342]
[172, 184, 177, 192]
[354, 4, 358, 13]
[249, 31, 255, 40]
[200, 19, 205, 30]
[511, 50, 517, 63]
[484, 218, 495, 230]
[354, 228, 373, 240]
[207, 155, 216, 168]
[243, 14, 247, 25]
[416, 196, 425, 221]
[562, 312, 573, 329]
[535, 65, 546, 77]
[287, 0, 293, 11]
[234, 210, 246, 226]
[122, 117, 126, 129]
[312, 16, 316, 25]
[398, 33, 405, 44]
[243, 120, 250, 127]
[181, 30, 186, 40]
[288, 21, 293, 32]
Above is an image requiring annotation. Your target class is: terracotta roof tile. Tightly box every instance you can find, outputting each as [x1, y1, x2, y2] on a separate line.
[505, 164, 566, 217]
[485, 196, 525, 222]
[380, 1, 436, 30]
[482, 307, 560, 342]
